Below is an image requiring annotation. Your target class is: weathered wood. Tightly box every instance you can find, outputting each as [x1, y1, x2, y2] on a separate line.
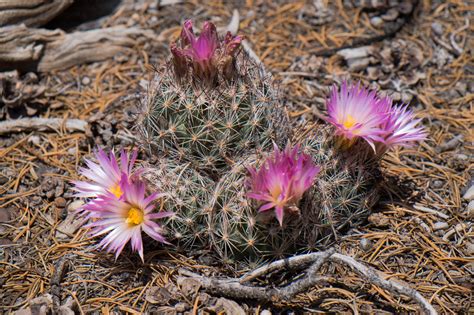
[0, 117, 88, 134]
[0, 24, 157, 72]
[0, 0, 73, 27]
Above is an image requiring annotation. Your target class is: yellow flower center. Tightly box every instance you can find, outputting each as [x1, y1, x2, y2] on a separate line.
[343, 115, 356, 129]
[126, 207, 144, 226]
[109, 184, 123, 198]
[270, 185, 282, 200]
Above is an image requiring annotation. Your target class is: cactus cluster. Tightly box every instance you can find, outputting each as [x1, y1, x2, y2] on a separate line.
[136, 20, 382, 267]
[138, 63, 287, 173]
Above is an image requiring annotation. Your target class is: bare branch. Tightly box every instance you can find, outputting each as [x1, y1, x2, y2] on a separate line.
[0, 118, 87, 134]
[179, 250, 438, 315]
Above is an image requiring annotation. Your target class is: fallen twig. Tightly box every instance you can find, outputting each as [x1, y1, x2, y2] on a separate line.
[179, 249, 438, 315]
[0, 118, 87, 134]
[0, 25, 158, 72]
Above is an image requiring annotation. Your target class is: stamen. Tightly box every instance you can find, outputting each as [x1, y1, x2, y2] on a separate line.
[126, 207, 144, 225]
[343, 115, 356, 129]
[109, 184, 123, 198]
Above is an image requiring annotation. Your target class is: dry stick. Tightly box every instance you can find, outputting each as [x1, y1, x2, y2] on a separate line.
[0, 117, 87, 134]
[178, 249, 334, 301]
[180, 250, 437, 315]
[329, 253, 437, 315]
[240, 249, 334, 284]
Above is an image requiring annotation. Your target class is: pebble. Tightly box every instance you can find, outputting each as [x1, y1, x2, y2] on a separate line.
[465, 242, 474, 256]
[347, 58, 370, 72]
[370, 16, 384, 28]
[381, 8, 399, 21]
[67, 200, 84, 212]
[467, 200, 474, 218]
[28, 135, 41, 145]
[463, 185, 474, 201]
[174, 302, 189, 313]
[261, 310, 272, 315]
[54, 197, 67, 208]
[454, 154, 468, 161]
[431, 22, 443, 35]
[431, 180, 444, 189]
[432, 222, 448, 231]
[0, 208, 11, 222]
[81, 77, 91, 86]
[359, 238, 373, 251]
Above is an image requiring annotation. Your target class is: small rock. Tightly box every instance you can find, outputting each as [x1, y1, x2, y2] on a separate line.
[347, 58, 370, 72]
[463, 185, 474, 201]
[30, 294, 53, 315]
[338, 46, 374, 59]
[261, 310, 272, 315]
[465, 242, 474, 256]
[145, 287, 172, 305]
[399, 1, 413, 14]
[81, 77, 91, 86]
[467, 200, 474, 217]
[366, 67, 382, 80]
[54, 197, 67, 208]
[67, 200, 84, 212]
[213, 298, 245, 315]
[431, 180, 444, 189]
[381, 8, 399, 21]
[174, 302, 189, 313]
[55, 212, 87, 239]
[370, 16, 384, 28]
[359, 238, 373, 251]
[28, 135, 41, 146]
[432, 222, 449, 231]
[177, 277, 201, 297]
[454, 154, 468, 161]
[431, 22, 443, 36]
[0, 207, 12, 222]
[67, 147, 77, 155]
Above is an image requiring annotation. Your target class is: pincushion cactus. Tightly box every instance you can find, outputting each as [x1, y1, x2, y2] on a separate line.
[138, 20, 289, 173]
[134, 21, 423, 266]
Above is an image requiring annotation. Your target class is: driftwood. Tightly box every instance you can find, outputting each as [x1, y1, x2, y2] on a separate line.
[178, 249, 438, 315]
[0, 24, 157, 72]
[0, 0, 73, 27]
[0, 117, 87, 134]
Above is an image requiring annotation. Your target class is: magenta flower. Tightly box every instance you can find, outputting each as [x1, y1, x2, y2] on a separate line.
[325, 81, 388, 150]
[171, 20, 243, 84]
[377, 103, 427, 153]
[185, 21, 219, 64]
[247, 145, 320, 226]
[84, 175, 173, 261]
[72, 148, 137, 199]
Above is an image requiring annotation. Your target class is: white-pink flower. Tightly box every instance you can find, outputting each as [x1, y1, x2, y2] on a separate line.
[84, 175, 172, 261]
[325, 81, 388, 150]
[72, 148, 137, 199]
[377, 103, 427, 153]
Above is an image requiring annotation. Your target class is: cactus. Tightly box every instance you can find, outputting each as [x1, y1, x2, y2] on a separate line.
[137, 21, 289, 173]
[143, 128, 379, 268]
[137, 21, 380, 267]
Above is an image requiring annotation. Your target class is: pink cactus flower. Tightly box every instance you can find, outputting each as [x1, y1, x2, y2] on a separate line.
[84, 175, 173, 261]
[171, 20, 243, 84]
[247, 145, 320, 226]
[377, 103, 427, 153]
[184, 21, 219, 63]
[325, 81, 388, 150]
[72, 148, 137, 199]
[223, 32, 243, 57]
